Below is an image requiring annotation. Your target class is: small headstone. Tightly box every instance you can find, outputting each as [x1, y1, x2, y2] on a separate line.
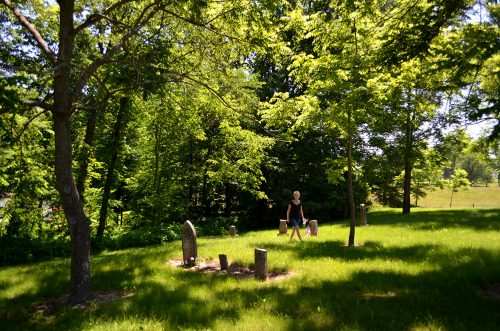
[229, 225, 237, 236]
[182, 220, 197, 264]
[255, 248, 267, 280]
[279, 219, 288, 235]
[309, 220, 319, 236]
[219, 254, 228, 271]
[360, 204, 368, 226]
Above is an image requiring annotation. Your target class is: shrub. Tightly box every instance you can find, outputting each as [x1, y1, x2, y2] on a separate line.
[0, 235, 70, 266]
[0, 219, 241, 266]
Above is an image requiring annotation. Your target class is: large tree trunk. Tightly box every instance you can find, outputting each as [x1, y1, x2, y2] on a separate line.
[53, 112, 93, 304]
[53, 0, 92, 304]
[97, 97, 129, 237]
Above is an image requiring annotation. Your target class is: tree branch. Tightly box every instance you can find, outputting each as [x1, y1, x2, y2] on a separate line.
[72, 0, 137, 36]
[181, 74, 257, 122]
[2, 0, 57, 64]
[1, 108, 50, 147]
[72, 2, 160, 101]
[162, 8, 241, 41]
[23, 99, 53, 111]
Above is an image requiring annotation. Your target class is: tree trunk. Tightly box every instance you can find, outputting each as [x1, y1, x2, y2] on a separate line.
[402, 160, 412, 213]
[52, 0, 92, 304]
[76, 109, 97, 198]
[348, 19, 358, 246]
[53, 112, 93, 304]
[402, 106, 414, 215]
[201, 172, 210, 217]
[97, 97, 129, 237]
[347, 108, 356, 247]
[224, 183, 232, 217]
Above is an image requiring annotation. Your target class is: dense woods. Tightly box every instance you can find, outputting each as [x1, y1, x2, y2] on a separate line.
[1, 0, 499, 303]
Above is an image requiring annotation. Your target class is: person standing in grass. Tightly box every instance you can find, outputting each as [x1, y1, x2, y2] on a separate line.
[287, 191, 304, 242]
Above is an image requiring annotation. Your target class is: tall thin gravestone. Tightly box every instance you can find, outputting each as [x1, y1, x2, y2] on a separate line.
[360, 204, 368, 226]
[279, 219, 288, 235]
[309, 220, 318, 236]
[182, 220, 197, 264]
[229, 225, 237, 236]
[255, 248, 268, 280]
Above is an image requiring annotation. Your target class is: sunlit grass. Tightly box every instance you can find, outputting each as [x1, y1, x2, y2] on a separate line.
[417, 185, 500, 208]
[1, 208, 499, 330]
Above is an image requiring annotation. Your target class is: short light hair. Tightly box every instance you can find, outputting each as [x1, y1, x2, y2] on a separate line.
[293, 191, 300, 197]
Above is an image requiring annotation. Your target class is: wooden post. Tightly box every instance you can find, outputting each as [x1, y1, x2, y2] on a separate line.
[254, 248, 267, 280]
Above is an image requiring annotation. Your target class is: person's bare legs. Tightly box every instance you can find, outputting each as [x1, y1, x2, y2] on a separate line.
[290, 227, 302, 241]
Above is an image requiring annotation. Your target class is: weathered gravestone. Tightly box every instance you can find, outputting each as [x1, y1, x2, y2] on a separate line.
[255, 248, 268, 280]
[229, 225, 237, 236]
[279, 219, 288, 235]
[360, 204, 368, 226]
[182, 220, 197, 264]
[219, 254, 228, 271]
[309, 220, 319, 236]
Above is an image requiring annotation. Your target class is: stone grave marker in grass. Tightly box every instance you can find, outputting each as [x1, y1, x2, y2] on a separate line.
[360, 203, 368, 226]
[182, 220, 197, 265]
[278, 219, 288, 235]
[255, 248, 267, 280]
[309, 220, 319, 236]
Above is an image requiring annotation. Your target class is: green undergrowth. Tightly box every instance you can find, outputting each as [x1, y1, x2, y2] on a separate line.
[1, 208, 499, 330]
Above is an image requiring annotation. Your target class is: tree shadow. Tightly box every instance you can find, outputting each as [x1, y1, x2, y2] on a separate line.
[253, 240, 442, 263]
[2, 236, 499, 330]
[260, 257, 499, 330]
[203, 244, 500, 330]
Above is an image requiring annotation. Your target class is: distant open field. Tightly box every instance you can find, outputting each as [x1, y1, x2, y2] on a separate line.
[417, 186, 500, 208]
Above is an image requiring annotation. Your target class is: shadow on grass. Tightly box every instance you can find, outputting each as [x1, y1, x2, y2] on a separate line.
[0, 260, 70, 330]
[253, 240, 440, 263]
[259, 254, 500, 331]
[95, 246, 497, 330]
[2, 237, 499, 330]
[367, 208, 500, 232]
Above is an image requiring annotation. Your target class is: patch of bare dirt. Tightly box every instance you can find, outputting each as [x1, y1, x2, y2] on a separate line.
[476, 283, 500, 300]
[167, 258, 293, 281]
[29, 291, 134, 315]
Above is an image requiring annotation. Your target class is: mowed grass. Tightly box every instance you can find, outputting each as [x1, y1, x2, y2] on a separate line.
[1, 208, 499, 330]
[418, 185, 500, 208]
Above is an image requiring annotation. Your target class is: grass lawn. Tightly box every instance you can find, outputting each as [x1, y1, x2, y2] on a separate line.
[417, 186, 500, 208]
[1, 208, 499, 330]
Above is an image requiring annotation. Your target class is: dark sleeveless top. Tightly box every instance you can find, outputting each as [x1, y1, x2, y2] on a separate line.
[289, 200, 302, 219]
